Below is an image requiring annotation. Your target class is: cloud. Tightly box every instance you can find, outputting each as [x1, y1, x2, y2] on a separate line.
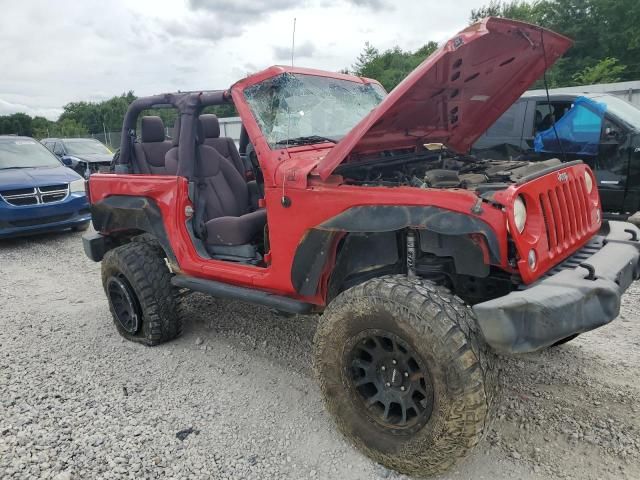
[0, 98, 62, 121]
[273, 41, 317, 61]
[166, 0, 299, 43]
[347, 0, 388, 9]
[189, 0, 299, 16]
[160, 16, 239, 42]
[0, 0, 482, 122]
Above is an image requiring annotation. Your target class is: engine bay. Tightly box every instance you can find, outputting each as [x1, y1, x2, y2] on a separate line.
[336, 150, 563, 191]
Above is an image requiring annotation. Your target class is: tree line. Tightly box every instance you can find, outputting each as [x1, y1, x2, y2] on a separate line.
[2, 0, 638, 140]
[0, 91, 236, 139]
[351, 0, 639, 91]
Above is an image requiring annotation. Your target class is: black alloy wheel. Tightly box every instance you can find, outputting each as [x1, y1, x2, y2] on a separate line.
[346, 329, 434, 434]
[107, 274, 141, 334]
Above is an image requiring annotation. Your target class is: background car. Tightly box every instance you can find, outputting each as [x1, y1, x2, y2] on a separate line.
[41, 137, 113, 178]
[0, 136, 90, 238]
[472, 92, 640, 220]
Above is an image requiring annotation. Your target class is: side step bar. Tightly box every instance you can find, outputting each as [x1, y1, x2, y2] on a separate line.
[171, 275, 314, 314]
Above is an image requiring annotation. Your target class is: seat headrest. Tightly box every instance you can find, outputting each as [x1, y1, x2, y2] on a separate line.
[141, 116, 166, 143]
[199, 114, 220, 139]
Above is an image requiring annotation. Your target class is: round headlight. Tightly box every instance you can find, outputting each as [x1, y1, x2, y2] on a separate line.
[513, 195, 527, 233]
[584, 171, 594, 194]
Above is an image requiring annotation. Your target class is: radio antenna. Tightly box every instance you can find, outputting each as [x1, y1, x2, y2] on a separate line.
[291, 17, 297, 67]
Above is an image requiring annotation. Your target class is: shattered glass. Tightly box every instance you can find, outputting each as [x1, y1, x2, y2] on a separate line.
[534, 96, 607, 156]
[244, 73, 386, 148]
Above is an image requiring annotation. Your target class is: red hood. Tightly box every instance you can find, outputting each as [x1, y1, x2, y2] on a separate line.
[316, 17, 572, 180]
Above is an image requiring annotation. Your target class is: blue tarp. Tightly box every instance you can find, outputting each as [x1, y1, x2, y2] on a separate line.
[534, 96, 607, 156]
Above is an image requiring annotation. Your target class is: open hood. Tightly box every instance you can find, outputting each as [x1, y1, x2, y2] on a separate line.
[316, 17, 572, 180]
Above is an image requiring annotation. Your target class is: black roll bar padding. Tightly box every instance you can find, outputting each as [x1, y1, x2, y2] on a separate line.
[116, 90, 231, 178]
[117, 93, 175, 169]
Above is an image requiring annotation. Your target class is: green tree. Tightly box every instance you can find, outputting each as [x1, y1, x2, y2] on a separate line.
[470, 0, 640, 87]
[350, 41, 438, 91]
[573, 57, 626, 85]
[50, 118, 89, 137]
[0, 113, 33, 136]
[470, 0, 544, 24]
[32, 116, 54, 139]
[352, 42, 380, 75]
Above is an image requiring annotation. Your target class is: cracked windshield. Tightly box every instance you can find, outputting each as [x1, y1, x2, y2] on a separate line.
[244, 73, 386, 147]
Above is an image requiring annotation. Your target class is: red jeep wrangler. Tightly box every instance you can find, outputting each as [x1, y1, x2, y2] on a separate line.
[83, 18, 640, 476]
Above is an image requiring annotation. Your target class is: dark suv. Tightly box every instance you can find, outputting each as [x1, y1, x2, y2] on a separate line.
[41, 138, 113, 178]
[473, 92, 640, 220]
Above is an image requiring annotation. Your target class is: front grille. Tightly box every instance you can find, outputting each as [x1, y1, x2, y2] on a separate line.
[542, 236, 604, 279]
[537, 173, 592, 259]
[515, 236, 604, 290]
[0, 184, 69, 207]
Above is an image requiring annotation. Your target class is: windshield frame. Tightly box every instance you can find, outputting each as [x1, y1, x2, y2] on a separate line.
[242, 72, 386, 150]
[0, 137, 63, 170]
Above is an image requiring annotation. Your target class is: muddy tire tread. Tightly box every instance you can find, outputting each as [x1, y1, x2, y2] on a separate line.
[101, 241, 182, 345]
[314, 274, 499, 476]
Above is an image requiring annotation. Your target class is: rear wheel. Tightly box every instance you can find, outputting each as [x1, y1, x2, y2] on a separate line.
[101, 242, 182, 345]
[314, 275, 497, 476]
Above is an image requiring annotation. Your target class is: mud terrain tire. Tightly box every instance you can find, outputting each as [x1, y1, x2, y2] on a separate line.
[314, 275, 497, 476]
[101, 242, 182, 345]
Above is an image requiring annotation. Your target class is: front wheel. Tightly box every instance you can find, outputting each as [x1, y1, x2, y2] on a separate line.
[314, 275, 498, 477]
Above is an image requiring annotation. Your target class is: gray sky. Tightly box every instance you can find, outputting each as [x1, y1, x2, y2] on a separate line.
[0, 0, 489, 120]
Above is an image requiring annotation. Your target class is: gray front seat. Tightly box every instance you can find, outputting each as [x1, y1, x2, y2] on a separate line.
[198, 114, 246, 178]
[194, 133, 266, 251]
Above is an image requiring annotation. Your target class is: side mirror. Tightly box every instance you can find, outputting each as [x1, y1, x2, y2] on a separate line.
[61, 157, 73, 166]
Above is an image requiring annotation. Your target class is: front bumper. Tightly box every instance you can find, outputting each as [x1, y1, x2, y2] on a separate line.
[473, 221, 640, 353]
[0, 194, 90, 238]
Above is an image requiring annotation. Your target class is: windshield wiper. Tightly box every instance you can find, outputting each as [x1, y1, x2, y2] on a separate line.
[275, 135, 338, 146]
[0, 166, 34, 170]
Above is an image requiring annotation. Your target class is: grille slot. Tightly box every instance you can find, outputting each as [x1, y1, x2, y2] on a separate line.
[39, 184, 67, 193]
[538, 173, 592, 259]
[0, 187, 34, 196]
[0, 184, 69, 207]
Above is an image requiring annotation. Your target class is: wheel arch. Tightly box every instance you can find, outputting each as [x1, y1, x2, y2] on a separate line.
[291, 205, 500, 300]
[90, 195, 177, 266]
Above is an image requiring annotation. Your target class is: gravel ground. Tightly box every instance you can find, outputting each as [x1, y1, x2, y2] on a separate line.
[1, 230, 639, 480]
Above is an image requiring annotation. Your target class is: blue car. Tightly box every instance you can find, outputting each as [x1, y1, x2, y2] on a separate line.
[0, 136, 90, 238]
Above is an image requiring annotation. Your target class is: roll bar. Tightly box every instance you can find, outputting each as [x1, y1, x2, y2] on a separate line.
[115, 90, 231, 179]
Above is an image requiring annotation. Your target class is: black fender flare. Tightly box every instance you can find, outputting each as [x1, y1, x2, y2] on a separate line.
[91, 195, 177, 265]
[291, 205, 500, 296]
